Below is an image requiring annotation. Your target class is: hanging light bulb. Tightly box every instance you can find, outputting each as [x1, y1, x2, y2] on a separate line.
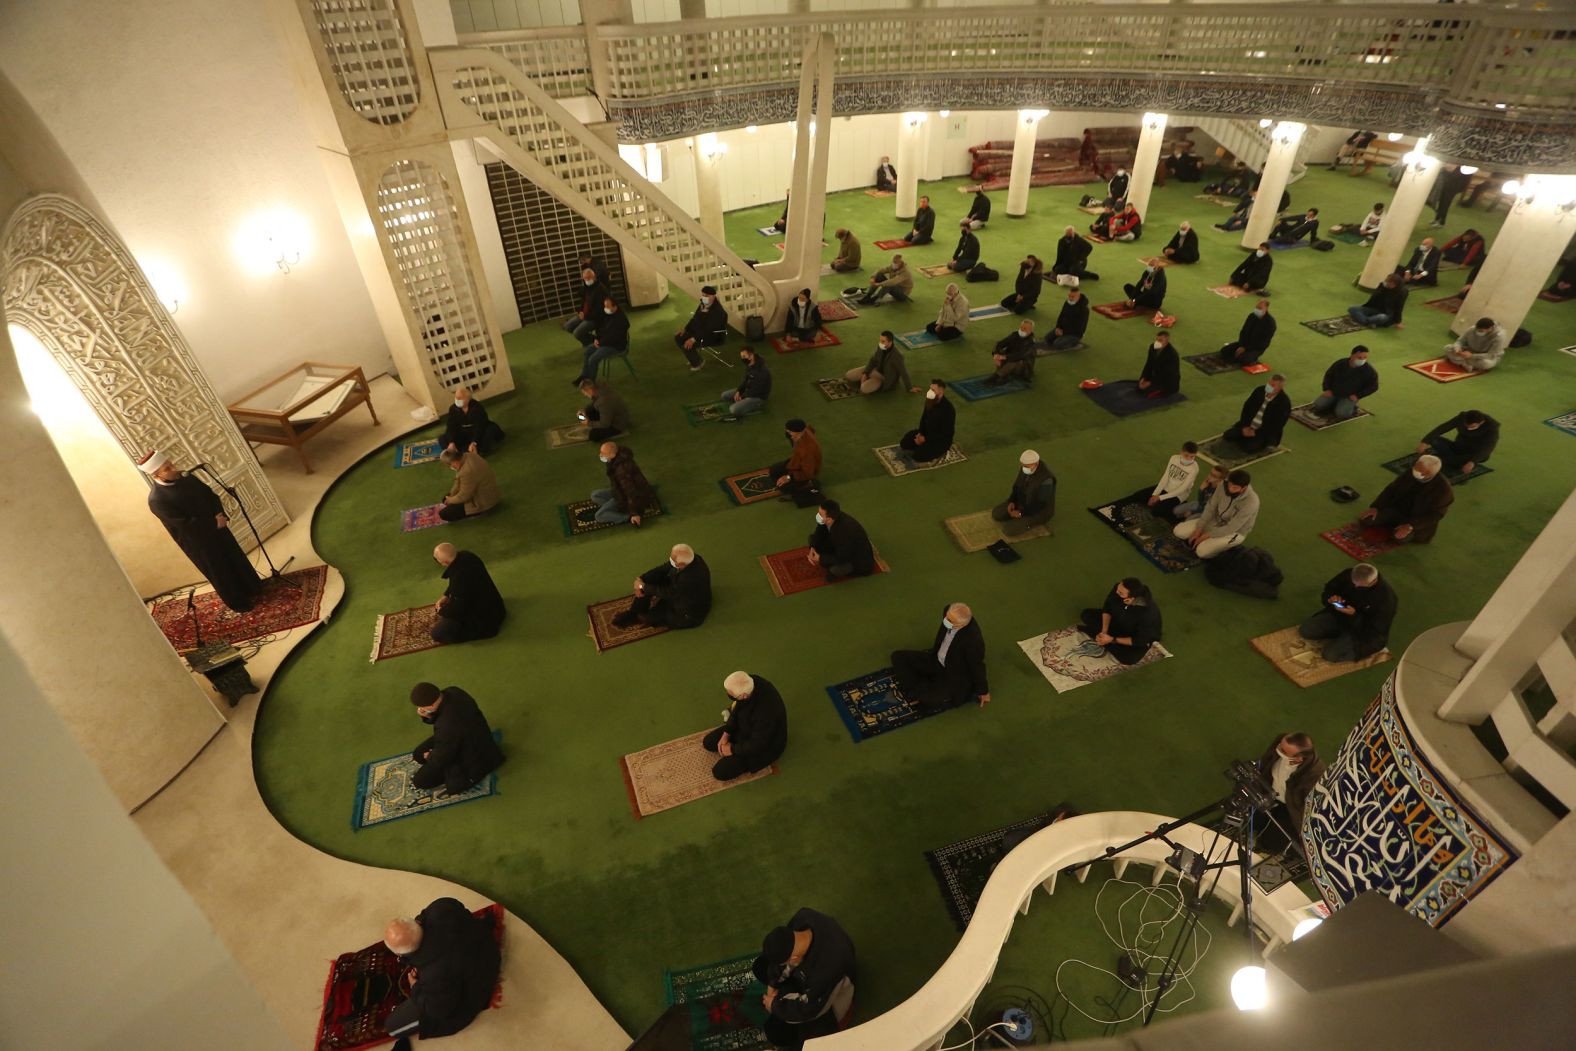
[1258, 118, 1272, 129]
[1292, 917, 1323, 941]
[1501, 178, 1521, 196]
[1230, 966, 1268, 1011]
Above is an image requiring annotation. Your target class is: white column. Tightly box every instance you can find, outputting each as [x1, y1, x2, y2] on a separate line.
[1451, 176, 1576, 336]
[1007, 109, 1049, 218]
[1125, 112, 1168, 220]
[895, 112, 926, 220]
[1240, 121, 1304, 249]
[1358, 147, 1441, 288]
[692, 134, 726, 242]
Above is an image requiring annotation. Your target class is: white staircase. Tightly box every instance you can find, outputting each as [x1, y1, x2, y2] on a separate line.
[1194, 117, 1321, 184]
[427, 47, 776, 330]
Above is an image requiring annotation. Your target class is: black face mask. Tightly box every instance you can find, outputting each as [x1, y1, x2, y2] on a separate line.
[420, 711, 438, 725]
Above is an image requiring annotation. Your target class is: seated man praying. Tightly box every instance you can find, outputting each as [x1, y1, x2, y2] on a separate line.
[891, 603, 989, 712]
[992, 449, 1056, 534]
[1074, 578, 1163, 665]
[1417, 409, 1498, 477]
[438, 447, 499, 522]
[1220, 373, 1291, 453]
[1444, 316, 1508, 373]
[381, 897, 502, 1049]
[1310, 346, 1379, 419]
[807, 500, 876, 581]
[900, 380, 956, 462]
[1298, 562, 1397, 664]
[1132, 440, 1199, 519]
[771, 418, 823, 502]
[1361, 453, 1453, 543]
[1173, 469, 1259, 558]
[703, 671, 787, 781]
[613, 543, 711, 629]
[430, 543, 506, 645]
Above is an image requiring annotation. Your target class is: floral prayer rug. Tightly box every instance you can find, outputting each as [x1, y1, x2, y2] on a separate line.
[619, 730, 777, 819]
[149, 564, 328, 651]
[557, 495, 665, 537]
[352, 732, 502, 830]
[872, 238, 911, 250]
[1249, 626, 1391, 689]
[399, 503, 446, 532]
[1209, 284, 1251, 299]
[952, 374, 1030, 402]
[393, 437, 441, 468]
[664, 954, 770, 1051]
[1544, 410, 1576, 439]
[942, 510, 1051, 553]
[918, 263, 955, 279]
[1404, 357, 1484, 383]
[896, 328, 943, 351]
[586, 596, 669, 652]
[926, 805, 1077, 930]
[874, 442, 968, 475]
[1424, 294, 1466, 314]
[1183, 352, 1237, 376]
[816, 299, 859, 322]
[545, 423, 591, 449]
[825, 667, 950, 743]
[718, 468, 780, 506]
[1290, 402, 1372, 431]
[814, 377, 860, 401]
[1015, 626, 1173, 694]
[1082, 380, 1188, 418]
[758, 546, 890, 597]
[1320, 520, 1403, 560]
[313, 904, 503, 1051]
[684, 400, 736, 425]
[1087, 494, 1201, 573]
[1300, 315, 1368, 338]
[1380, 452, 1492, 486]
[369, 604, 442, 662]
[768, 328, 841, 354]
[1093, 300, 1144, 320]
[1195, 434, 1289, 471]
[967, 304, 1012, 321]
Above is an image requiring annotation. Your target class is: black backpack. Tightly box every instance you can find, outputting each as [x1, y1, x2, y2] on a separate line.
[966, 263, 999, 283]
[1311, 239, 1335, 252]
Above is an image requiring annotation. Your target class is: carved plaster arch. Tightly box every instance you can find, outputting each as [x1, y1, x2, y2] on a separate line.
[1, 193, 287, 546]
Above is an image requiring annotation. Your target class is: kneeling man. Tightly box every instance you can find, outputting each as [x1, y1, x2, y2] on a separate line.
[431, 543, 506, 645]
[703, 671, 788, 781]
[383, 898, 502, 1048]
[408, 681, 504, 797]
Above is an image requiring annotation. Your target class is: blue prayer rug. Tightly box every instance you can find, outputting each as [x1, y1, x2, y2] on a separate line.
[352, 732, 501, 830]
[394, 437, 442, 468]
[1544, 411, 1576, 439]
[953, 374, 1030, 401]
[896, 328, 943, 350]
[826, 668, 947, 742]
[1081, 379, 1187, 417]
[967, 304, 1012, 321]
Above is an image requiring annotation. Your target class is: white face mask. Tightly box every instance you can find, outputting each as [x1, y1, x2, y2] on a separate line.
[599, 455, 611, 463]
[1152, 341, 1165, 351]
[926, 389, 938, 400]
[1253, 307, 1266, 317]
[1255, 249, 1267, 258]
[1180, 225, 1190, 233]
[700, 296, 713, 306]
[942, 617, 955, 631]
[583, 278, 595, 286]
[603, 307, 614, 315]
[815, 512, 825, 525]
[1350, 358, 1366, 368]
[453, 398, 465, 409]
[879, 341, 891, 350]
[1264, 384, 1277, 395]
[1021, 465, 1035, 475]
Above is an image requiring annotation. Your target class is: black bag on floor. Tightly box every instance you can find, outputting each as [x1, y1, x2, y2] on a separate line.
[1203, 546, 1283, 600]
[745, 314, 765, 341]
[966, 263, 999, 283]
[1510, 327, 1532, 348]
[1311, 239, 1335, 252]
[1078, 194, 1099, 207]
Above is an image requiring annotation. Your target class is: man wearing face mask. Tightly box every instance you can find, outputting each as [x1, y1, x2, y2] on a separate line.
[1299, 563, 1397, 663]
[1123, 259, 1167, 311]
[1109, 200, 1143, 242]
[1218, 299, 1276, 366]
[1136, 331, 1180, 398]
[406, 681, 504, 798]
[563, 266, 609, 344]
[576, 377, 631, 441]
[1051, 226, 1099, 282]
[907, 195, 936, 245]
[1362, 453, 1454, 543]
[1162, 221, 1199, 264]
[900, 379, 956, 461]
[1221, 373, 1291, 453]
[927, 283, 971, 341]
[1347, 272, 1408, 330]
[1252, 732, 1327, 854]
[784, 288, 823, 346]
[720, 346, 772, 417]
[891, 603, 990, 712]
[807, 500, 876, 581]
[1105, 168, 1130, 207]
[1417, 409, 1499, 477]
[830, 228, 861, 273]
[1002, 255, 1043, 313]
[1269, 207, 1320, 246]
[673, 284, 730, 370]
[703, 672, 788, 782]
[437, 447, 500, 522]
[429, 543, 506, 646]
[860, 254, 914, 305]
[1398, 236, 1442, 286]
[771, 418, 822, 502]
[1164, 145, 1202, 183]
[993, 449, 1056, 534]
[947, 221, 981, 273]
[843, 330, 917, 395]
[573, 295, 630, 384]
[990, 320, 1038, 385]
[613, 543, 711, 630]
[1172, 469, 1258, 558]
[1050, 286, 1090, 350]
[1310, 346, 1379, 419]
[875, 156, 897, 192]
[441, 386, 500, 455]
[1444, 316, 1508, 372]
[591, 442, 656, 527]
[1228, 243, 1274, 293]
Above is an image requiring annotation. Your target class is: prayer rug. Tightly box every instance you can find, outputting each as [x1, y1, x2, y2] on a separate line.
[814, 376, 860, 400]
[400, 503, 446, 532]
[1077, 204, 1107, 215]
[1087, 494, 1202, 573]
[1195, 194, 1240, 207]
[759, 546, 889, 597]
[1183, 352, 1237, 376]
[918, 263, 955, 279]
[314, 904, 503, 1051]
[393, 437, 441, 468]
[1424, 294, 1466, 314]
[872, 239, 912, 250]
[1300, 315, 1368, 338]
[1196, 434, 1288, 471]
[369, 604, 441, 662]
[558, 496, 665, 537]
[944, 509, 1051, 553]
[1086, 232, 1111, 244]
[587, 597, 669, 652]
[1209, 284, 1251, 299]
[1204, 812, 1311, 890]
[953, 374, 1030, 401]
[926, 806, 1078, 930]
[150, 565, 329, 651]
[351, 732, 503, 830]
[769, 328, 841, 354]
[545, 423, 591, 449]
[619, 729, 777, 819]
[1016, 626, 1173, 694]
[824, 667, 946, 743]
[755, 226, 777, 236]
[1544, 410, 1576, 438]
[1250, 626, 1391, 689]
[684, 400, 737, 425]
[1148, 256, 1176, 269]
[864, 188, 895, 198]
[1035, 339, 1082, 357]
[1290, 402, 1372, 431]
[1092, 301, 1144, 320]
[1561, 345, 1576, 358]
[817, 299, 858, 322]
[1380, 452, 1493, 486]
[1269, 240, 1310, 252]
[874, 442, 968, 475]
[1082, 380, 1188, 418]
[968, 304, 1012, 321]
[719, 467, 781, 506]
[1538, 290, 1572, 303]
[1321, 520, 1403, 560]
[1404, 357, 1483, 383]
[1242, 362, 1271, 374]
[664, 954, 770, 1051]
[1329, 230, 1369, 245]
[897, 328, 943, 350]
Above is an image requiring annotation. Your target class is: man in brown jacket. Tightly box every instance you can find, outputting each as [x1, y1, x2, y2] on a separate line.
[438, 448, 500, 521]
[1360, 453, 1453, 543]
[830, 228, 862, 273]
[770, 418, 822, 503]
[592, 442, 656, 526]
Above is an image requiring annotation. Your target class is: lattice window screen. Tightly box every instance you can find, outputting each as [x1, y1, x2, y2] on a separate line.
[484, 162, 628, 325]
[311, 0, 420, 124]
[376, 160, 498, 392]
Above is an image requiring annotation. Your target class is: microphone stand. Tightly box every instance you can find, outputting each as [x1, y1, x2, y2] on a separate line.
[191, 463, 298, 591]
[187, 584, 206, 649]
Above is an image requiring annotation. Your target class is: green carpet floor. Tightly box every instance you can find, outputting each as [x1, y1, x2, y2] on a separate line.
[255, 165, 1576, 1038]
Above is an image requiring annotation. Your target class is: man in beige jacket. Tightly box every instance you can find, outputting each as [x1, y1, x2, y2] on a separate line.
[438, 448, 500, 521]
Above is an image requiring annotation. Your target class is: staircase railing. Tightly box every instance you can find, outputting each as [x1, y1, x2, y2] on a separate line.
[1195, 117, 1323, 183]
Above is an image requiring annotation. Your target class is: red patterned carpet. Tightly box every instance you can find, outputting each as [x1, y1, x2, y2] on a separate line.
[149, 565, 328, 651]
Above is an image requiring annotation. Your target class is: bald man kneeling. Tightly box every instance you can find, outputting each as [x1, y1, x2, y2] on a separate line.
[382, 897, 502, 1048]
[612, 543, 712, 630]
[430, 543, 506, 645]
[890, 603, 990, 712]
[703, 672, 788, 781]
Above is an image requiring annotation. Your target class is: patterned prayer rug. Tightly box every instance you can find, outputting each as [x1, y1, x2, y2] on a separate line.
[1016, 626, 1173, 693]
[759, 546, 890, 597]
[558, 495, 665, 537]
[873, 442, 968, 475]
[393, 437, 441, 468]
[1209, 284, 1251, 299]
[1082, 380, 1188, 417]
[369, 604, 441, 662]
[953, 374, 1030, 402]
[755, 226, 777, 236]
[814, 377, 860, 400]
[352, 732, 502, 830]
[619, 730, 777, 819]
[1087, 494, 1202, 573]
[1320, 520, 1403, 560]
[399, 503, 446, 532]
[1249, 626, 1391, 689]
[1183, 352, 1237, 376]
[1544, 410, 1576, 438]
[1242, 362, 1271, 374]
[149, 565, 328, 651]
[1093, 300, 1144, 320]
[719, 468, 780, 506]
[1404, 357, 1483, 383]
[918, 263, 955, 279]
[1196, 434, 1289, 471]
[545, 423, 591, 449]
[824, 667, 946, 742]
[1290, 402, 1372, 431]
[587, 597, 669, 652]
[896, 328, 943, 350]
[1424, 294, 1466, 314]
[684, 400, 736, 425]
[1194, 194, 1240, 207]
[943, 510, 1051, 553]
[817, 299, 859, 322]
[769, 329, 841, 354]
[926, 805, 1078, 930]
[313, 904, 503, 1051]
[864, 188, 895, 198]
[1380, 452, 1493, 486]
[872, 238, 912, 250]
[967, 304, 1012, 321]
[664, 954, 770, 1051]
[1300, 315, 1368, 337]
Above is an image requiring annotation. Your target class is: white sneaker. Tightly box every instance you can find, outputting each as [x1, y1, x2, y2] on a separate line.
[688, 362, 704, 372]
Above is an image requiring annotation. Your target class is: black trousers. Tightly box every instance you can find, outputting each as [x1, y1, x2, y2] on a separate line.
[438, 503, 470, 522]
[925, 322, 964, 340]
[1000, 294, 1035, 313]
[1077, 608, 1148, 665]
[763, 1012, 840, 1050]
[430, 612, 502, 644]
[1218, 342, 1262, 365]
[1220, 425, 1271, 452]
[891, 649, 956, 711]
[701, 726, 777, 781]
[900, 430, 949, 461]
[412, 752, 477, 795]
[1124, 284, 1164, 310]
[1426, 436, 1472, 471]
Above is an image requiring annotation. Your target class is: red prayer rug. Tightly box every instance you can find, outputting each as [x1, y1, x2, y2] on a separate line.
[769, 328, 842, 354]
[872, 239, 911, 250]
[816, 299, 859, 322]
[1092, 301, 1144, 320]
[1404, 357, 1484, 383]
[1424, 295, 1465, 314]
[370, 604, 441, 662]
[1321, 521, 1403, 560]
[759, 546, 890, 597]
[149, 564, 328, 652]
[1242, 362, 1272, 374]
[400, 504, 446, 532]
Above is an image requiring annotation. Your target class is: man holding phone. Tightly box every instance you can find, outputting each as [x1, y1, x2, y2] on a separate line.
[1298, 562, 1397, 662]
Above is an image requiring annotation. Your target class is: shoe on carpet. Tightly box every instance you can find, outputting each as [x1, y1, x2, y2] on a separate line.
[688, 362, 704, 372]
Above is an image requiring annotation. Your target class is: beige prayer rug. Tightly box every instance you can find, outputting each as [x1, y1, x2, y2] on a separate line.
[918, 263, 955, 279]
[1209, 284, 1251, 299]
[587, 596, 669, 653]
[618, 730, 777, 819]
[1249, 626, 1391, 688]
[1016, 625, 1172, 694]
[943, 510, 1051, 553]
[1195, 434, 1289, 471]
[874, 443, 967, 476]
[546, 423, 591, 449]
[370, 604, 441, 662]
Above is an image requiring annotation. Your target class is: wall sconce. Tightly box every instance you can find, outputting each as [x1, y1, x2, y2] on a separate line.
[1019, 108, 1049, 126]
[139, 256, 188, 314]
[697, 133, 727, 162]
[1272, 121, 1305, 147]
[1142, 112, 1167, 130]
[1258, 118, 1272, 129]
[903, 111, 928, 128]
[744, 125, 758, 134]
[1386, 132, 1403, 142]
[234, 208, 310, 277]
[1401, 149, 1437, 173]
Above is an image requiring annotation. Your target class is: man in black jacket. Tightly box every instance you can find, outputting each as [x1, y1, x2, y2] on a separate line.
[408, 682, 504, 796]
[720, 345, 772, 417]
[430, 544, 506, 645]
[614, 543, 711, 629]
[1399, 237, 1442, 286]
[875, 156, 897, 191]
[563, 266, 609, 343]
[906, 195, 936, 245]
[807, 500, 876, 581]
[965, 189, 991, 229]
[1104, 168, 1130, 206]
[1123, 261, 1167, 311]
[1001, 255, 1043, 313]
[703, 671, 788, 780]
[1254, 732, 1327, 853]
[947, 223, 980, 273]
[892, 602, 990, 711]
[1050, 287, 1090, 350]
[573, 295, 631, 383]
[674, 284, 729, 370]
[1270, 207, 1319, 245]
[1218, 300, 1277, 365]
[1418, 409, 1499, 476]
[754, 908, 856, 1049]
[1310, 346, 1379, 419]
[1051, 226, 1098, 282]
[1347, 272, 1408, 329]
[1220, 374, 1291, 452]
[990, 321, 1038, 384]
[1298, 563, 1397, 663]
[992, 449, 1056, 535]
[383, 897, 501, 1046]
[1228, 244, 1273, 292]
[900, 379, 956, 461]
[441, 386, 500, 454]
[1137, 332, 1180, 398]
[1162, 222, 1199, 264]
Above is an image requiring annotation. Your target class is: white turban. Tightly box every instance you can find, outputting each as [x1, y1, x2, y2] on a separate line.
[137, 449, 170, 475]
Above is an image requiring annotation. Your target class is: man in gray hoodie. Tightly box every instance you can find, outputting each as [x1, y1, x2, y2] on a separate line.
[1171, 469, 1259, 558]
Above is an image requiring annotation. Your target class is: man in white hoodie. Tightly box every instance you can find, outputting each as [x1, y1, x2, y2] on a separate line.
[1172, 469, 1260, 558]
[1131, 441, 1199, 518]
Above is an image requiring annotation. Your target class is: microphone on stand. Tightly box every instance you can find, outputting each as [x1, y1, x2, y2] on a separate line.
[187, 458, 297, 587]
